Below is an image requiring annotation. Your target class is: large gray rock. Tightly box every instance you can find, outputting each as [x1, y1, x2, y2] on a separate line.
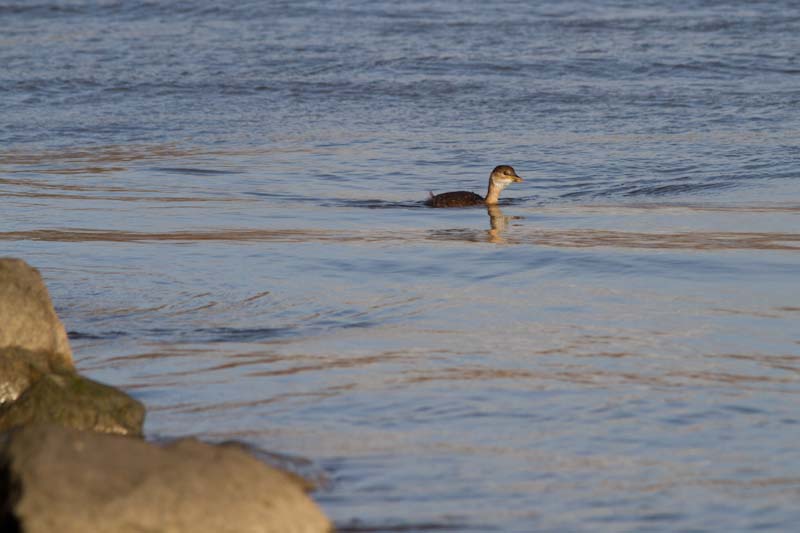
[0, 372, 145, 437]
[0, 258, 73, 368]
[1, 424, 332, 533]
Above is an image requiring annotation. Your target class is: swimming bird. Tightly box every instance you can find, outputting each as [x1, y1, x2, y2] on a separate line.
[426, 165, 523, 207]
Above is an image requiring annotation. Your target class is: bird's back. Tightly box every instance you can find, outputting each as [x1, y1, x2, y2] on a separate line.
[426, 191, 485, 208]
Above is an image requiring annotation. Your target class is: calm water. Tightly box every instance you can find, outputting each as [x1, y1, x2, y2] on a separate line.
[2, 1, 800, 530]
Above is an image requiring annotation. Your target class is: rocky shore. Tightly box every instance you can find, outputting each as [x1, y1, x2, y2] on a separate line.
[0, 258, 331, 532]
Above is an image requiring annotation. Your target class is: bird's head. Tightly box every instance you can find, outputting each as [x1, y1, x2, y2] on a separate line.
[490, 165, 523, 190]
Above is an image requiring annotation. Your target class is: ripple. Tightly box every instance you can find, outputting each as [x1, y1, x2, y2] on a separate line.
[151, 167, 240, 176]
[3, 226, 799, 251]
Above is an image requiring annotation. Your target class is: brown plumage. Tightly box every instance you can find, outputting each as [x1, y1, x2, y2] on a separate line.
[426, 191, 485, 208]
[426, 165, 523, 208]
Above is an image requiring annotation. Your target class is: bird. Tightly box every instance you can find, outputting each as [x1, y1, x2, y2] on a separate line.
[426, 165, 523, 207]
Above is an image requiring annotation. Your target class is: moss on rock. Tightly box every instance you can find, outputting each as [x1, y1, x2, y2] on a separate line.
[0, 347, 74, 405]
[0, 372, 144, 437]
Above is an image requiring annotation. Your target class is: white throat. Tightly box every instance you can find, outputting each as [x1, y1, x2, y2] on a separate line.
[491, 177, 513, 192]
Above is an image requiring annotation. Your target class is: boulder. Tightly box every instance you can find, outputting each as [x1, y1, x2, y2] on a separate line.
[0, 424, 332, 533]
[0, 258, 143, 436]
[0, 372, 145, 437]
[0, 258, 73, 368]
[0, 347, 62, 405]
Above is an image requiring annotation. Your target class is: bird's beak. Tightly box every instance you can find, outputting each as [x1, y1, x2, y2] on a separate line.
[512, 174, 523, 183]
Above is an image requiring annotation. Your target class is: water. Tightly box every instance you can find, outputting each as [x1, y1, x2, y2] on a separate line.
[2, 1, 800, 530]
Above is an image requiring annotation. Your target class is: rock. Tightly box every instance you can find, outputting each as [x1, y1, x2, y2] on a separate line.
[216, 440, 328, 493]
[0, 372, 145, 437]
[0, 258, 73, 368]
[0, 348, 52, 405]
[0, 424, 332, 533]
[0, 258, 142, 436]
[0, 347, 73, 405]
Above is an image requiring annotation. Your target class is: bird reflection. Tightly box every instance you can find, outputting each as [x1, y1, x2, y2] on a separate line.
[425, 205, 522, 244]
[487, 205, 521, 244]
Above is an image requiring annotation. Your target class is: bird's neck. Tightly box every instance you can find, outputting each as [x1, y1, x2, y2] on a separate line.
[485, 179, 504, 204]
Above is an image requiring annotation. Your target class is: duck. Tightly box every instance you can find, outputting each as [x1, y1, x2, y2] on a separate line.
[426, 165, 523, 207]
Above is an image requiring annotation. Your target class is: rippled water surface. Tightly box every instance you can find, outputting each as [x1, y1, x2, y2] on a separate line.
[2, 1, 800, 530]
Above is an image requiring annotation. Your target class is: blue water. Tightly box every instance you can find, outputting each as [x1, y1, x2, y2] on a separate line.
[2, 1, 800, 530]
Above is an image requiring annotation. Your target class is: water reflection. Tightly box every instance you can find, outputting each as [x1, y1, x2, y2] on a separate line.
[3, 223, 798, 250]
[487, 205, 523, 244]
